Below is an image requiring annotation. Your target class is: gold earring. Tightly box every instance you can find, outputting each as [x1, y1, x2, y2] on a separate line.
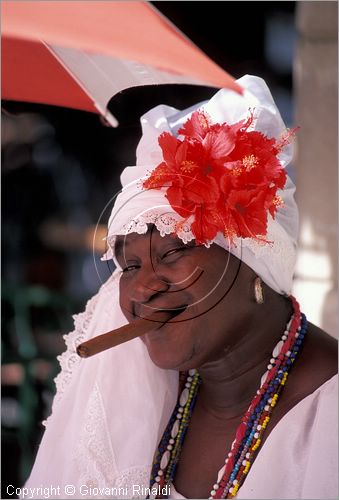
[254, 277, 264, 304]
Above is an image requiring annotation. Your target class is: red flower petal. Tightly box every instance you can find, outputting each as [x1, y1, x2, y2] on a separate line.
[227, 189, 268, 238]
[181, 175, 220, 205]
[178, 111, 210, 140]
[166, 186, 193, 217]
[175, 140, 189, 166]
[158, 132, 179, 167]
[191, 206, 220, 243]
[203, 126, 235, 160]
[142, 108, 295, 244]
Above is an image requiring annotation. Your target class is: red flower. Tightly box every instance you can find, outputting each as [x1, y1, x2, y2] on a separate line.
[142, 110, 295, 244]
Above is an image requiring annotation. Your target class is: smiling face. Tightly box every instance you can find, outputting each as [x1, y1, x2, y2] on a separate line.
[115, 226, 255, 370]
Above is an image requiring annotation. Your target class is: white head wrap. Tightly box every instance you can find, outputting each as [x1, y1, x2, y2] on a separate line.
[24, 75, 299, 498]
[104, 75, 298, 295]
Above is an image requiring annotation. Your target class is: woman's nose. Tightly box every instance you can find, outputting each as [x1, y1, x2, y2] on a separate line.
[131, 266, 170, 305]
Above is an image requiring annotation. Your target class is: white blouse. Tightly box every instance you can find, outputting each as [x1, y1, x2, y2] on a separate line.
[22, 277, 338, 500]
[170, 374, 338, 499]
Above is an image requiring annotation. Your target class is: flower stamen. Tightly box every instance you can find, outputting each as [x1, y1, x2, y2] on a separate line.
[272, 195, 284, 208]
[180, 160, 197, 173]
[242, 154, 259, 171]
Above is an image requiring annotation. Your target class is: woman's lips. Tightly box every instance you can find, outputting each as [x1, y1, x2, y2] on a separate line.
[140, 305, 188, 340]
[134, 304, 188, 322]
[161, 304, 188, 320]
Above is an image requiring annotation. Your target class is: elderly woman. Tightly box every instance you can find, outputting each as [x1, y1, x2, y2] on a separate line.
[25, 76, 337, 499]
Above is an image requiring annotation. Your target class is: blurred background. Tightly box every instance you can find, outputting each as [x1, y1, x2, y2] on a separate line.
[1, 1, 337, 496]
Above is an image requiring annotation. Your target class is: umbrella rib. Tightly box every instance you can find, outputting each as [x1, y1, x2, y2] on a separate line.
[43, 41, 119, 127]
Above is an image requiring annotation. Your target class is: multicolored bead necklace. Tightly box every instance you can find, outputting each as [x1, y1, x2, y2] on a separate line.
[149, 296, 308, 499]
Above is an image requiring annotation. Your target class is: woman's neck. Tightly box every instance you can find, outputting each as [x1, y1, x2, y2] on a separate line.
[197, 295, 293, 419]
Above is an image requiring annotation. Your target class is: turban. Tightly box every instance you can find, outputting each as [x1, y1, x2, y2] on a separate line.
[103, 75, 298, 295]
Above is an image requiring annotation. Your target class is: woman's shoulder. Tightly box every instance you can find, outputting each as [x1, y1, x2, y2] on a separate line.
[272, 323, 337, 423]
[239, 367, 338, 500]
[296, 322, 337, 392]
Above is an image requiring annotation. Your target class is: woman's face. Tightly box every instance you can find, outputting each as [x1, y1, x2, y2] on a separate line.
[115, 227, 251, 370]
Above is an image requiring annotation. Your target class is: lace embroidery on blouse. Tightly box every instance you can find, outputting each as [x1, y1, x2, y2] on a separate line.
[73, 383, 151, 499]
[42, 273, 118, 427]
[73, 383, 116, 496]
[113, 467, 152, 499]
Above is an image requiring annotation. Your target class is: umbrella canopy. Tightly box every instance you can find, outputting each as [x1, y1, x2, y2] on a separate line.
[2, 1, 241, 126]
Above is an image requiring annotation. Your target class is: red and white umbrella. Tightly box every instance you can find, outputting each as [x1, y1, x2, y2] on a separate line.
[2, 1, 241, 126]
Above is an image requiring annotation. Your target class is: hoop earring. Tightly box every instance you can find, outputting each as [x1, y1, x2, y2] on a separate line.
[254, 277, 264, 304]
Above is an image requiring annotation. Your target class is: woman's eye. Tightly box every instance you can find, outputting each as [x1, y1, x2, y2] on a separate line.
[122, 264, 139, 273]
[162, 247, 186, 259]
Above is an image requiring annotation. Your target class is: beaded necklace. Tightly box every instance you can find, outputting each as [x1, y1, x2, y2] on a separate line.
[149, 296, 308, 499]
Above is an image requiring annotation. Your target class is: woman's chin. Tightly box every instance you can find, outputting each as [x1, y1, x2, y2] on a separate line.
[143, 335, 195, 371]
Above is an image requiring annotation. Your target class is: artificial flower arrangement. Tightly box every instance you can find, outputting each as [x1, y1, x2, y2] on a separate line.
[143, 110, 295, 245]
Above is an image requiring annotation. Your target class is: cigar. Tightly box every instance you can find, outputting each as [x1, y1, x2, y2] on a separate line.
[76, 309, 175, 358]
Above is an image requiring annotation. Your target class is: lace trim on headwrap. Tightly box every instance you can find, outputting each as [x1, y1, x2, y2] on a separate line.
[102, 210, 196, 261]
[102, 209, 295, 272]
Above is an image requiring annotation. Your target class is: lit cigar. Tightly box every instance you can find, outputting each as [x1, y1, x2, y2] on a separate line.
[76, 309, 175, 358]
